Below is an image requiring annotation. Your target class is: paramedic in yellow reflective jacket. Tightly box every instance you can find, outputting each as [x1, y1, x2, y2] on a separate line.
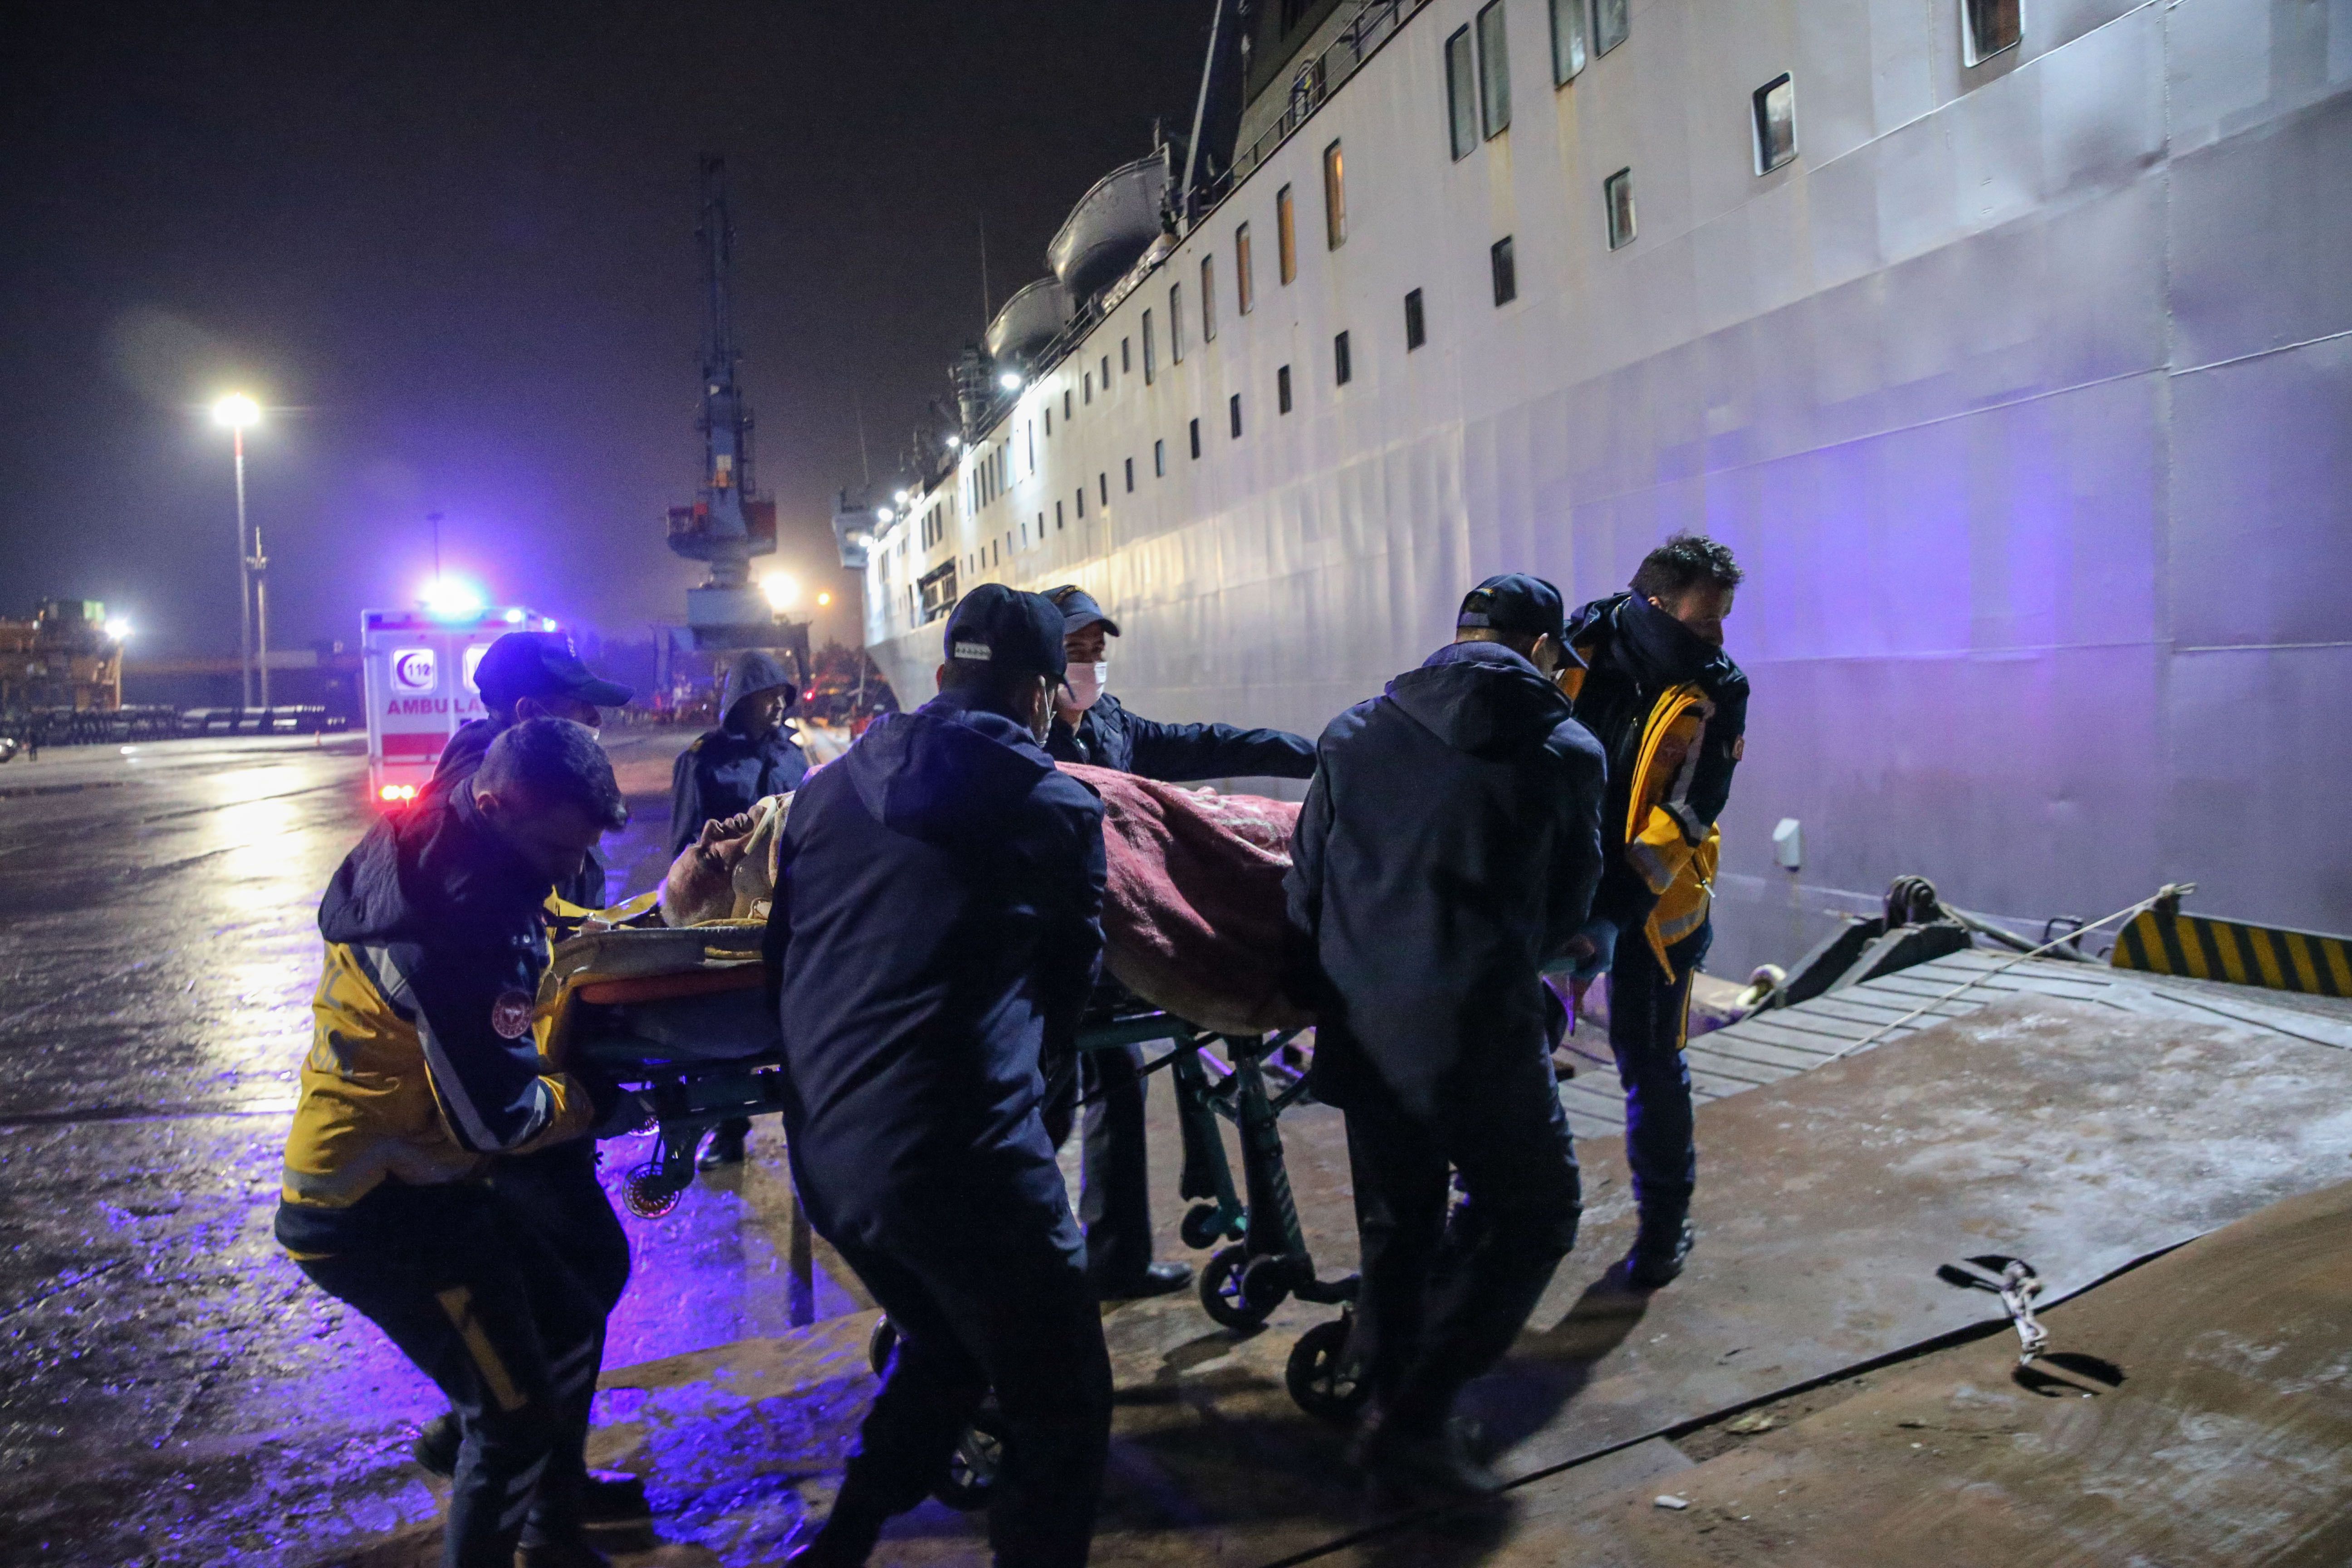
[1560, 535, 1749, 1291]
[277, 719, 639, 1568]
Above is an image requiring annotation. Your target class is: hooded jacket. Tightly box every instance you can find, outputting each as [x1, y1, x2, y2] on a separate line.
[275, 782, 600, 1256]
[1562, 593, 1749, 955]
[669, 724, 808, 856]
[670, 650, 809, 855]
[1047, 691, 1315, 783]
[1284, 642, 1606, 1119]
[764, 690, 1106, 1249]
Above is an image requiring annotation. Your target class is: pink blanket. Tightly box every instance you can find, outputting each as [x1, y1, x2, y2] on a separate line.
[1062, 763, 1312, 1036]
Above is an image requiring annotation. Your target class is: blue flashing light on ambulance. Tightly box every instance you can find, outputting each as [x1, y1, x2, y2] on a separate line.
[361, 597, 559, 810]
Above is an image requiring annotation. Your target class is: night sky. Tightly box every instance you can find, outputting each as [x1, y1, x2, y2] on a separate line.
[0, 2, 1214, 660]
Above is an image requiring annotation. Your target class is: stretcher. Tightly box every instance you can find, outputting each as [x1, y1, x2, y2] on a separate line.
[549, 926, 1365, 1429]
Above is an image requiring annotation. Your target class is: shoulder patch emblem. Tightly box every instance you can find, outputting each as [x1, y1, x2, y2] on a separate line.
[490, 989, 534, 1040]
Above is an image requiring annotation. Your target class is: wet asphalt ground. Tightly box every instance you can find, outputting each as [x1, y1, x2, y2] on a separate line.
[0, 729, 835, 1565]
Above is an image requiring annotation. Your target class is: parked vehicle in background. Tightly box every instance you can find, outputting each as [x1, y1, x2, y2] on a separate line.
[360, 605, 559, 810]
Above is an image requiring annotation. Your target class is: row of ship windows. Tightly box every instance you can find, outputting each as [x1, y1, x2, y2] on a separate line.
[915, 0, 2032, 611]
[955, 235, 1602, 557]
[946, 274, 1508, 585]
[1448, 0, 2021, 174]
[951, 0, 2029, 520]
[1449, 0, 1797, 179]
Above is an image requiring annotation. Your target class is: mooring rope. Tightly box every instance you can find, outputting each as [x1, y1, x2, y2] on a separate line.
[1830, 882, 2197, 1058]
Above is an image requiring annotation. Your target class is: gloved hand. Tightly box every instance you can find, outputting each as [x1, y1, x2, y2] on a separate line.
[1559, 916, 1618, 985]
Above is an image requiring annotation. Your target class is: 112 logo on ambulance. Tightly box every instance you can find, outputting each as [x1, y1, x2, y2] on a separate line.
[390, 648, 438, 693]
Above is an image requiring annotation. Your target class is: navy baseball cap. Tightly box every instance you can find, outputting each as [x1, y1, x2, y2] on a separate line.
[1042, 584, 1122, 637]
[473, 632, 634, 708]
[1457, 573, 1565, 642]
[944, 584, 1068, 678]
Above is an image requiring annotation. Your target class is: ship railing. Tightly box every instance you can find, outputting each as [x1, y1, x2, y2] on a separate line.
[950, 0, 1429, 454]
[1213, 0, 1429, 205]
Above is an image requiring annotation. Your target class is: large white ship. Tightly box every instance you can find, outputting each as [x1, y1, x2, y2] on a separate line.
[841, 0, 2352, 978]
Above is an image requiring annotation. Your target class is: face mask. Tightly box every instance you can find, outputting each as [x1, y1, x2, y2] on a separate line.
[1063, 661, 1108, 711]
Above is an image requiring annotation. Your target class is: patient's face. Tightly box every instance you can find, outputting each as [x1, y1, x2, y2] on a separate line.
[664, 813, 757, 923]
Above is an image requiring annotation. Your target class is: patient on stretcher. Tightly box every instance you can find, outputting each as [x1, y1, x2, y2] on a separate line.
[658, 764, 1311, 1035]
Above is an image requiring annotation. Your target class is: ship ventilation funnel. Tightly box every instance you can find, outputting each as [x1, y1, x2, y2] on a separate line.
[1048, 156, 1169, 303]
[986, 278, 1074, 364]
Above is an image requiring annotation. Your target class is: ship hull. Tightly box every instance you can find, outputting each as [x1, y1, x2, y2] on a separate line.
[866, 0, 2352, 978]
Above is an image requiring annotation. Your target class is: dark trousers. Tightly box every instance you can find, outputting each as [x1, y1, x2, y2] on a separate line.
[1040, 1043, 1156, 1289]
[1078, 1044, 1154, 1285]
[297, 1189, 605, 1567]
[1341, 1045, 1583, 1435]
[487, 1140, 630, 1512]
[828, 1182, 1112, 1568]
[491, 1139, 631, 1315]
[1607, 923, 1710, 1224]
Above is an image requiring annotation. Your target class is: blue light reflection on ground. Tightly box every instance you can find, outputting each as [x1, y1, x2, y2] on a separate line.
[0, 731, 869, 1565]
[591, 1129, 863, 1369]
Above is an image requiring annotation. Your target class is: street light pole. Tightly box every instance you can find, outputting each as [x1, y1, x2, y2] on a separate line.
[251, 499, 270, 710]
[234, 425, 253, 708]
[212, 394, 263, 709]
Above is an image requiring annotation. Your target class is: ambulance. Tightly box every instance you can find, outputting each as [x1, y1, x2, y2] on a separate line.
[360, 605, 559, 808]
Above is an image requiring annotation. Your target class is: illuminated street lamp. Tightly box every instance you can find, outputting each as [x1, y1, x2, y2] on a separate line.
[760, 571, 801, 612]
[997, 371, 1023, 392]
[211, 394, 265, 707]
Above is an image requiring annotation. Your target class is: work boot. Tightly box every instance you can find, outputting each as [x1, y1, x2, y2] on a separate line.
[1090, 1259, 1192, 1301]
[1347, 1406, 1504, 1500]
[1622, 1215, 1695, 1289]
[414, 1413, 646, 1522]
[698, 1117, 751, 1169]
[412, 1410, 460, 1475]
[577, 1472, 649, 1523]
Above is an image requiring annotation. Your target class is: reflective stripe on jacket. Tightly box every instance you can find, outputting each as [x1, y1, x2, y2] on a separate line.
[1560, 592, 1748, 974]
[279, 784, 595, 1235]
[1624, 684, 1720, 975]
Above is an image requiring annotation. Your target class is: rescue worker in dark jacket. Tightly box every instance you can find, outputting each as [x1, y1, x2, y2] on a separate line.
[277, 720, 640, 1568]
[1286, 573, 1606, 1498]
[1562, 533, 1749, 1288]
[772, 585, 1111, 1568]
[668, 648, 808, 857]
[421, 631, 634, 909]
[1039, 584, 1318, 1299]
[668, 648, 810, 1168]
[404, 637, 645, 1520]
[1042, 586, 1318, 780]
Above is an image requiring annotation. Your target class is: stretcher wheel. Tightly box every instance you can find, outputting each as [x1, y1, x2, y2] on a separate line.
[1180, 1203, 1230, 1250]
[932, 1405, 1008, 1511]
[621, 1165, 685, 1219]
[1200, 1245, 1271, 1331]
[867, 1317, 898, 1378]
[1285, 1318, 1368, 1424]
[1241, 1254, 1294, 1317]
